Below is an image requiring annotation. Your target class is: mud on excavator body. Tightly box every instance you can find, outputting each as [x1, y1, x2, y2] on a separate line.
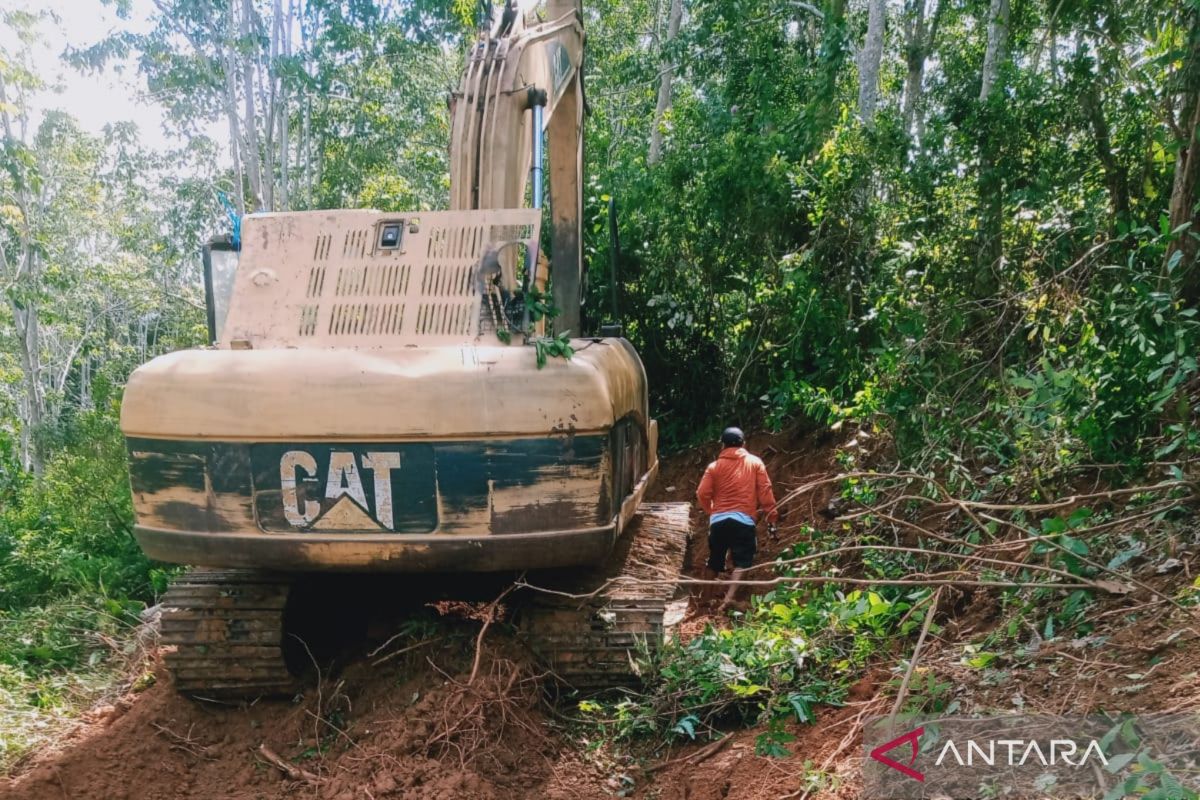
[122, 209, 660, 573]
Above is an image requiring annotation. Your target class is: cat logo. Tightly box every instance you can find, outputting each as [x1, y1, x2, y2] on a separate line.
[280, 450, 401, 531]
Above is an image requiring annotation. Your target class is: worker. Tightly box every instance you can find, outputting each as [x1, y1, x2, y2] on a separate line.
[696, 427, 779, 611]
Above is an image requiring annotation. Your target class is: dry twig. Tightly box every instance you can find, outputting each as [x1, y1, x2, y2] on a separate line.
[888, 587, 942, 724]
[255, 743, 321, 784]
[151, 722, 212, 760]
[644, 733, 733, 774]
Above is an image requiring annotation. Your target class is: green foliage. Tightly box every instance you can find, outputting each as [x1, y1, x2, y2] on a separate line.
[0, 405, 156, 609]
[0, 595, 140, 772]
[1098, 718, 1200, 800]
[532, 332, 575, 369]
[582, 0, 1200, 469]
[581, 579, 932, 757]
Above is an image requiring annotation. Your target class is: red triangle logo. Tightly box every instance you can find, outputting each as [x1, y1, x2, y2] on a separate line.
[869, 726, 925, 782]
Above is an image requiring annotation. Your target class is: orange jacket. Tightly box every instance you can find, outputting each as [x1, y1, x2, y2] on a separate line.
[696, 447, 778, 524]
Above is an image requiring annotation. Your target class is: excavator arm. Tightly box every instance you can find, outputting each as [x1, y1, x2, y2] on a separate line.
[449, 0, 585, 335]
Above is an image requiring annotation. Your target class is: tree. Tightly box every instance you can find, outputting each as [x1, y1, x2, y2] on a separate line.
[76, 0, 306, 213]
[648, 0, 683, 163]
[1, 10, 53, 473]
[2, 9, 214, 473]
[978, 0, 1009, 104]
[974, 0, 1011, 296]
[900, 0, 942, 141]
[1166, 1, 1200, 302]
[857, 0, 886, 127]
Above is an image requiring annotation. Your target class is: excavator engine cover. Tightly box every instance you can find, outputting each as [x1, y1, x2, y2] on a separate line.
[121, 210, 659, 574]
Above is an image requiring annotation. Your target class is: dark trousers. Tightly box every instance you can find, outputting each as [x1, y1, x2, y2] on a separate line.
[707, 518, 757, 572]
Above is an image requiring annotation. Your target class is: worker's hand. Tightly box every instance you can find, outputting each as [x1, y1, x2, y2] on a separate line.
[767, 524, 779, 542]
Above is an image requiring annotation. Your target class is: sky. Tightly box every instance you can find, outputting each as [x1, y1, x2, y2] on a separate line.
[1, 0, 223, 153]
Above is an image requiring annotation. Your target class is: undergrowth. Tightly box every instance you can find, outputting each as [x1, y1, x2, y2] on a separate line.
[0, 408, 161, 773]
[579, 523, 937, 758]
[577, 460, 1198, 770]
[0, 596, 150, 772]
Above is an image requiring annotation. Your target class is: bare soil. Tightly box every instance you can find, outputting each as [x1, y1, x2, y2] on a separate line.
[3, 429, 1198, 800]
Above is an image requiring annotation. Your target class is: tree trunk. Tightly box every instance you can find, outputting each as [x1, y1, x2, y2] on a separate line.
[300, 3, 314, 208]
[1169, 92, 1200, 302]
[975, 0, 1010, 297]
[1080, 74, 1130, 230]
[1168, 4, 1200, 304]
[902, 0, 942, 142]
[811, 0, 849, 141]
[303, 94, 312, 207]
[979, 0, 1010, 103]
[223, 0, 247, 214]
[901, 0, 925, 136]
[277, 0, 293, 210]
[857, 0, 886, 127]
[10, 300, 45, 475]
[240, 0, 265, 210]
[648, 0, 682, 165]
[256, 0, 275, 211]
[0, 72, 45, 475]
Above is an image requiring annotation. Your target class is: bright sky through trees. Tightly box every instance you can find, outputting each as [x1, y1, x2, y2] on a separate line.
[0, 0, 221, 153]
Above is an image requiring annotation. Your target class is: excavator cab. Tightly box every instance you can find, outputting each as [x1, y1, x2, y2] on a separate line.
[201, 235, 239, 345]
[120, 0, 690, 697]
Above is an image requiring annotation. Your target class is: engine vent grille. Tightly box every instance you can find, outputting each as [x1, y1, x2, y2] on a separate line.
[328, 303, 406, 336]
[313, 234, 332, 261]
[220, 209, 541, 348]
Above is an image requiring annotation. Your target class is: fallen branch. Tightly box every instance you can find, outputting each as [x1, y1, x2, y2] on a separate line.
[777, 470, 1191, 517]
[976, 512, 1189, 611]
[888, 587, 942, 724]
[516, 573, 1101, 602]
[370, 637, 435, 666]
[740, 542, 1129, 594]
[152, 722, 212, 760]
[644, 732, 733, 774]
[255, 744, 321, 784]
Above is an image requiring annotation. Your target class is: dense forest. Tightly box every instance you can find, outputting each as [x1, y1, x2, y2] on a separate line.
[1, 0, 1199, 780]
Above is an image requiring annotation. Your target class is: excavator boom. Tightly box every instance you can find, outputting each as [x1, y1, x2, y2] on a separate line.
[450, 0, 585, 333]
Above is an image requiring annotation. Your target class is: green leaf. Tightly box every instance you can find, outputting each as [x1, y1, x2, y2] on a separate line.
[672, 714, 699, 740]
[1104, 751, 1137, 774]
[965, 652, 996, 669]
[1041, 517, 1067, 534]
[1102, 777, 1139, 800]
[787, 693, 814, 723]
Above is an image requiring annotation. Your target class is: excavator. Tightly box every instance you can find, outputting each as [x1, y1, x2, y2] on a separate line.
[119, 0, 691, 697]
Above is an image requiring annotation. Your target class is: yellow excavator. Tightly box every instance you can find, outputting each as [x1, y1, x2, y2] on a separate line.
[120, 0, 690, 697]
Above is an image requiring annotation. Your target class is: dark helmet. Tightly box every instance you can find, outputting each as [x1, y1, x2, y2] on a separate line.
[721, 427, 745, 447]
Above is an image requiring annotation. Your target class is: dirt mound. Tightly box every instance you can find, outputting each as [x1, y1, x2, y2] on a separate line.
[0, 632, 608, 800]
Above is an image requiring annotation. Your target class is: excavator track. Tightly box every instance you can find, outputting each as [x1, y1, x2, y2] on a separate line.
[160, 569, 296, 699]
[519, 502, 691, 689]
